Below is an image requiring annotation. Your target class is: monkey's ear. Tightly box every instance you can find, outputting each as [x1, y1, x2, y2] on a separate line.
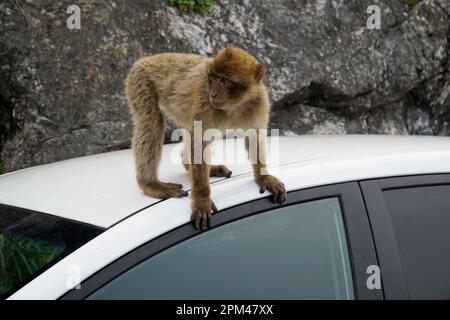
[254, 62, 265, 83]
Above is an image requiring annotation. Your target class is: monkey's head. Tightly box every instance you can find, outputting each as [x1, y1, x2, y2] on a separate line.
[208, 47, 265, 110]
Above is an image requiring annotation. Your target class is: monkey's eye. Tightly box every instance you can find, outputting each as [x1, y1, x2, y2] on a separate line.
[222, 78, 230, 85]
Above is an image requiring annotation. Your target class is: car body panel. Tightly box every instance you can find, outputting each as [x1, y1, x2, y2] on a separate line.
[7, 135, 450, 299]
[1, 135, 449, 228]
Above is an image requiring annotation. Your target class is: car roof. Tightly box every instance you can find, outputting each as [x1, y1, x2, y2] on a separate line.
[0, 135, 449, 228]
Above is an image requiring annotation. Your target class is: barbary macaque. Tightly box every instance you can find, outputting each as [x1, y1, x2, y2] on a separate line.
[126, 46, 286, 230]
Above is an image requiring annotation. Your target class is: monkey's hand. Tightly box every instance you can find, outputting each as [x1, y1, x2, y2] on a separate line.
[191, 197, 218, 231]
[256, 175, 287, 204]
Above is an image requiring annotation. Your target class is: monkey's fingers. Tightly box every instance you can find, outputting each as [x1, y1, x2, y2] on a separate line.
[191, 200, 216, 231]
[191, 210, 201, 230]
[166, 182, 184, 189]
[207, 214, 212, 229]
[210, 165, 233, 178]
[259, 184, 267, 194]
[211, 201, 218, 213]
[170, 189, 189, 198]
[181, 190, 189, 197]
[269, 188, 279, 204]
[275, 187, 286, 204]
[201, 211, 210, 231]
[265, 183, 279, 203]
[269, 183, 286, 204]
[191, 210, 211, 231]
[278, 183, 287, 203]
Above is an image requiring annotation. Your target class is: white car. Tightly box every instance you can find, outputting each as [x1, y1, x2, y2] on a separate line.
[1, 135, 450, 300]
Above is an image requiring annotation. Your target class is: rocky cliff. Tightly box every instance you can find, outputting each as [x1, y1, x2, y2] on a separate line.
[0, 0, 449, 172]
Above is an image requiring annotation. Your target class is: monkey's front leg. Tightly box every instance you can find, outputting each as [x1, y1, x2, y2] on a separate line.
[190, 162, 217, 230]
[188, 134, 218, 230]
[246, 136, 287, 204]
[255, 173, 286, 204]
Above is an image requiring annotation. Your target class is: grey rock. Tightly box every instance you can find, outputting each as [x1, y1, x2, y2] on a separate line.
[0, 0, 449, 172]
[270, 103, 346, 136]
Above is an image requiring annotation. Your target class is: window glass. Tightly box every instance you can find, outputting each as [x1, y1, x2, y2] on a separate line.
[89, 197, 354, 300]
[0, 205, 103, 298]
[383, 185, 450, 299]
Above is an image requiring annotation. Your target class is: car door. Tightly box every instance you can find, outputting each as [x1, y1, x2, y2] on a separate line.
[61, 182, 381, 300]
[361, 174, 450, 300]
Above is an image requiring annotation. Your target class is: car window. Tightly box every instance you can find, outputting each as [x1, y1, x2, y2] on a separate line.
[88, 197, 354, 300]
[0, 205, 104, 298]
[382, 184, 450, 299]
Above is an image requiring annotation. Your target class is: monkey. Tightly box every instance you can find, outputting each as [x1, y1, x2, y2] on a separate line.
[126, 46, 286, 231]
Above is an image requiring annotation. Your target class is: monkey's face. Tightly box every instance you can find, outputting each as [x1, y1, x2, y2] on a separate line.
[208, 47, 265, 110]
[207, 73, 247, 110]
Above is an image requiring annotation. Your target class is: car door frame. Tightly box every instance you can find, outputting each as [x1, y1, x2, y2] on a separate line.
[360, 173, 450, 300]
[61, 182, 383, 300]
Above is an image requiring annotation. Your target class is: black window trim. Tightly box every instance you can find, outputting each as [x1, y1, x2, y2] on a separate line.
[0, 203, 106, 231]
[359, 173, 450, 300]
[61, 182, 382, 300]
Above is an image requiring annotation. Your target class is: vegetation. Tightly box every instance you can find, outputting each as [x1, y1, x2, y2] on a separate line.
[406, 0, 421, 8]
[0, 233, 65, 296]
[0, 157, 3, 174]
[169, 0, 214, 14]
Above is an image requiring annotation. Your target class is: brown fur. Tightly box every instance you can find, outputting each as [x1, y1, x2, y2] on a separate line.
[126, 46, 286, 230]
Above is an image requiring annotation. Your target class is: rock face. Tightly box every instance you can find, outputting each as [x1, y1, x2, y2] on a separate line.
[0, 0, 449, 172]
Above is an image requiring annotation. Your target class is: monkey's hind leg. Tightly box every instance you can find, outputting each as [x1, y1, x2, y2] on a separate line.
[182, 145, 232, 178]
[129, 77, 188, 200]
[184, 162, 231, 178]
[209, 165, 232, 178]
[137, 180, 187, 199]
[133, 116, 188, 199]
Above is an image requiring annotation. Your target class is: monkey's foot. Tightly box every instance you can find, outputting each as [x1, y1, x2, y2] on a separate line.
[210, 165, 232, 178]
[256, 175, 287, 204]
[139, 180, 188, 199]
[191, 197, 218, 231]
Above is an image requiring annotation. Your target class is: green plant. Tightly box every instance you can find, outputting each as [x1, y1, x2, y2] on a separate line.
[0, 233, 65, 295]
[406, 0, 421, 8]
[169, 0, 214, 14]
[0, 157, 3, 174]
